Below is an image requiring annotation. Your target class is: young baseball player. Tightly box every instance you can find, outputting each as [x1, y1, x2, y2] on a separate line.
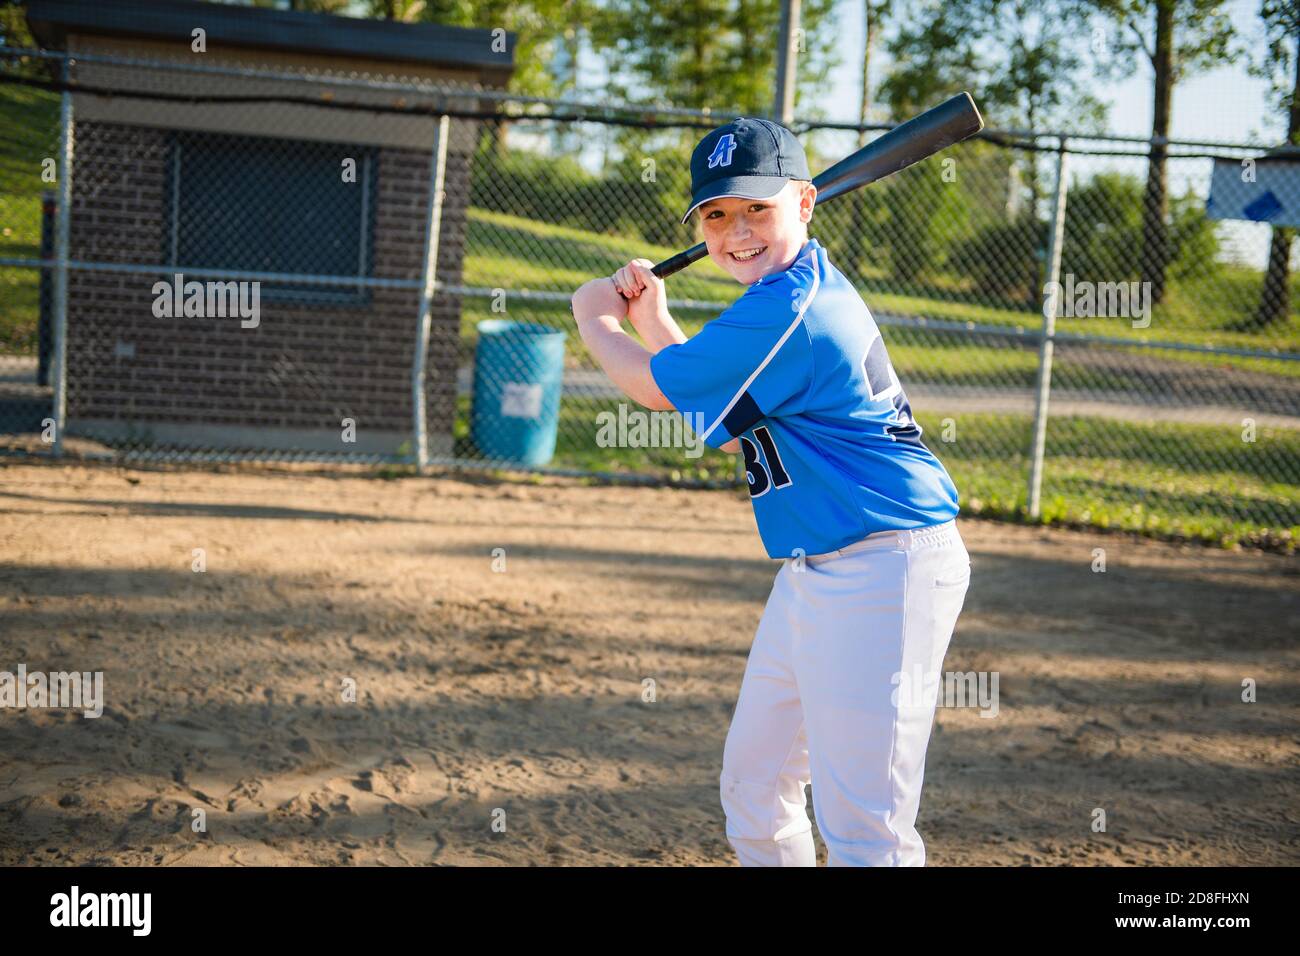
[570, 117, 971, 867]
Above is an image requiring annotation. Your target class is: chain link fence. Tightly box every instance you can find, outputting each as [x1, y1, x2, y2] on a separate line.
[1, 47, 1296, 549]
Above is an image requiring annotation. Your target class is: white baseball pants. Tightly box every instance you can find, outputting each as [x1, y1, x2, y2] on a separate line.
[720, 519, 971, 866]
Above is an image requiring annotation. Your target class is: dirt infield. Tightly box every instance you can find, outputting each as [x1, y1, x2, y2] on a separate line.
[0, 462, 1296, 866]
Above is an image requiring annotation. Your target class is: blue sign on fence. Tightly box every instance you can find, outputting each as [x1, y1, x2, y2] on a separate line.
[1207, 158, 1300, 227]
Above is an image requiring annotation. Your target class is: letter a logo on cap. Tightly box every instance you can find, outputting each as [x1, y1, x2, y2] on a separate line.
[707, 133, 737, 169]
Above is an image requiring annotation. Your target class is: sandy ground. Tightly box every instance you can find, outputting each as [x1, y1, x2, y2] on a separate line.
[0, 461, 1296, 867]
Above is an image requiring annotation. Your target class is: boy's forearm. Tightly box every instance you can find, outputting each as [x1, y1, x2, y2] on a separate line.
[580, 313, 739, 449]
[572, 276, 736, 451]
[574, 312, 673, 411]
[628, 309, 688, 353]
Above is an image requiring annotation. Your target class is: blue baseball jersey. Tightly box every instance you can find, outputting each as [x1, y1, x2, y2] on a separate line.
[650, 237, 959, 559]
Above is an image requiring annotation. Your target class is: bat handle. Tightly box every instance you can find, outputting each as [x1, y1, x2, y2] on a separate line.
[651, 241, 708, 279]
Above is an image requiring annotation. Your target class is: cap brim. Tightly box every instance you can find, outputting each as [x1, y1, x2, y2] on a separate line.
[680, 176, 790, 224]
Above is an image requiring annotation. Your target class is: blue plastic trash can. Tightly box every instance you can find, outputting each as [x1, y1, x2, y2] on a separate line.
[471, 319, 566, 466]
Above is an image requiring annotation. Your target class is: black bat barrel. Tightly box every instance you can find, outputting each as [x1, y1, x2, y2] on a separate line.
[813, 92, 983, 204]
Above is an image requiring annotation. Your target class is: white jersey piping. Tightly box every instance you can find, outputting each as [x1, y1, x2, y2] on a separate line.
[700, 246, 822, 442]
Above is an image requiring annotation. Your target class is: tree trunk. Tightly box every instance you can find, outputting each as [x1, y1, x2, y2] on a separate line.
[858, 1, 877, 150]
[474, 117, 508, 163]
[1256, 228, 1296, 328]
[1141, 0, 1175, 305]
[1253, 20, 1300, 330]
[490, 119, 509, 158]
[845, 1, 879, 281]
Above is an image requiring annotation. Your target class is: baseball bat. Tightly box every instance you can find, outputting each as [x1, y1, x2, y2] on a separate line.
[651, 91, 985, 279]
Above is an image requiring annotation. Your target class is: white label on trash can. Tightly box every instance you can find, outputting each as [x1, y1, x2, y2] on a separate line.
[501, 382, 543, 419]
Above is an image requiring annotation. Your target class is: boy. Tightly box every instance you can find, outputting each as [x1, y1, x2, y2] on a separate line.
[570, 117, 971, 866]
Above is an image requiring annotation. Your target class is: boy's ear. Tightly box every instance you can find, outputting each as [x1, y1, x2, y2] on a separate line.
[798, 181, 817, 222]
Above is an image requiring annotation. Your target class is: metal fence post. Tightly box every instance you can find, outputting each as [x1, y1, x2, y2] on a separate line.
[1027, 137, 1068, 518]
[50, 57, 74, 457]
[412, 114, 451, 472]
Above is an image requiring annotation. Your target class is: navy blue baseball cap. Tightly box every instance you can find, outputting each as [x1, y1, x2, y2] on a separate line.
[681, 117, 812, 224]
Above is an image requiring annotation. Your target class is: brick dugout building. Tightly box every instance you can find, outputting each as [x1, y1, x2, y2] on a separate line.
[26, 0, 514, 457]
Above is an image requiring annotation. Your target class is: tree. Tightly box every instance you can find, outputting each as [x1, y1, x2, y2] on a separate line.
[876, 3, 982, 120]
[422, 0, 576, 99]
[1061, 171, 1217, 280]
[418, 0, 577, 158]
[0, 0, 44, 78]
[584, 0, 840, 243]
[858, 0, 894, 149]
[881, 0, 1104, 198]
[365, 0, 426, 18]
[252, 0, 355, 13]
[956, 170, 1219, 304]
[1081, 0, 1236, 306]
[588, 0, 838, 115]
[876, 0, 1105, 295]
[834, 0, 893, 280]
[1251, 0, 1300, 330]
[881, 156, 973, 282]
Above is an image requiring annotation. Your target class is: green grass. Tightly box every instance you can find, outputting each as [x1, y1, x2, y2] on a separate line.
[462, 206, 1300, 387]
[861, 289, 1300, 379]
[931, 412, 1299, 552]
[847, 254, 1300, 337]
[462, 206, 741, 305]
[458, 287, 1278, 400]
[0, 82, 59, 353]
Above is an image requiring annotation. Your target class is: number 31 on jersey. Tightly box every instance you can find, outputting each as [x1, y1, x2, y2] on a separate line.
[741, 425, 791, 498]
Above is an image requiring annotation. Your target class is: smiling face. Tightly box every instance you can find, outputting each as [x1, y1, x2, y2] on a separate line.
[696, 179, 817, 284]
